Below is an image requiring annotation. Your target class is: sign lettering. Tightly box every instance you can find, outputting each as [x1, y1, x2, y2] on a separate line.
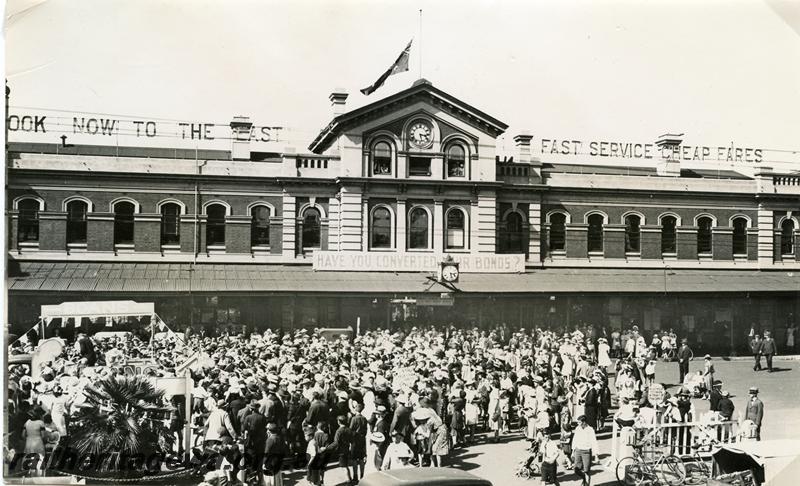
[7, 111, 286, 148]
[313, 251, 525, 273]
[540, 138, 764, 164]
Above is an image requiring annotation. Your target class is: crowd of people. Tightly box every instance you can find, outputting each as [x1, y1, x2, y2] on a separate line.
[5, 321, 776, 486]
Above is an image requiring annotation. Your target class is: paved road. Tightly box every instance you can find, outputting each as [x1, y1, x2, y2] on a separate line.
[283, 358, 796, 486]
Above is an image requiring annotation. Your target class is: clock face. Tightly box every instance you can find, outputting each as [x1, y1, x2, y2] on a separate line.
[442, 264, 459, 282]
[408, 121, 433, 149]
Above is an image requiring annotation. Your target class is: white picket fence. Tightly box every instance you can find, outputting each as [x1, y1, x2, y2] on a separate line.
[607, 418, 740, 465]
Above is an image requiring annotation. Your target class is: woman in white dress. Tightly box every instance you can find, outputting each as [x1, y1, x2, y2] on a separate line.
[487, 382, 501, 442]
[597, 338, 612, 371]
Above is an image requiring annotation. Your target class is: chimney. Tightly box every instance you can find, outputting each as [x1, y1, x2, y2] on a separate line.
[329, 89, 349, 117]
[229, 116, 253, 161]
[655, 133, 683, 177]
[514, 132, 533, 164]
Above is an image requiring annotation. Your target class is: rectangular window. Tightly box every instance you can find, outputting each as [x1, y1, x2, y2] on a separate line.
[67, 208, 88, 244]
[161, 214, 180, 245]
[18, 210, 40, 243]
[409, 157, 431, 176]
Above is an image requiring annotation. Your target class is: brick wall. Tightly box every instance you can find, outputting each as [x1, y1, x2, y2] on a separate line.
[87, 213, 114, 252]
[134, 215, 161, 252]
[39, 213, 66, 251]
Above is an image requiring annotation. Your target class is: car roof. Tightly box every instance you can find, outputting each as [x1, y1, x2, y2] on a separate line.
[358, 468, 493, 486]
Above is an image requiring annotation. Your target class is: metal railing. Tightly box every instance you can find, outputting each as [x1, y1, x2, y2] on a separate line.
[608, 418, 740, 466]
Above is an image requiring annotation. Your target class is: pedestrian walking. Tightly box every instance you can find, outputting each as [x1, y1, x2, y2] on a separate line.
[761, 331, 777, 372]
[571, 415, 598, 486]
[751, 334, 763, 371]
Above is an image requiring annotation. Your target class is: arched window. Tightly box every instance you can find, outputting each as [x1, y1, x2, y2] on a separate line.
[624, 214, 641, 253]
[113, 201, 135, 245]
[372, 141, 393, 175]
[446, 208, 466, 250]
[160, 203, 181, 246]
[781, 219, 796, 255]
[587, 214, 604, 253]
[732, 217, 748, 256]
[661, 216, 677, 254]
[697, 216, 713, 254]
[502, 212, 525, 253]
[17, 199, 40, 243]
[371, 207, 392, 249]
[548, 213, 566, 252]
[302, 207, 321, 249]
[409, 207, 429, 249]
[251, 206, 271, 247]
[446, 144, 466, 178]
[66, 200, 88, 244]
[205, 204, 227, 247]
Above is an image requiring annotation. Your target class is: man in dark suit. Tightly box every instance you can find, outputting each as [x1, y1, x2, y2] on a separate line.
[751, 334, 763, 371]
[583, 379, 601, 432]
[709, 382, 723, 412]
[305, 391, 329, 429]
[677, 338, 692, 383]
[761, 331, 777, 372]
[390, 394, 413, 445]
[264, 423, 288, 486]
[261, 383, 286, 430]
[240, 400, 268, 484]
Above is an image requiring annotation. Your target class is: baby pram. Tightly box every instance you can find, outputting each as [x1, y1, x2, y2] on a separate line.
[515, 436, 543, 478]
[682, 372, 706, 398]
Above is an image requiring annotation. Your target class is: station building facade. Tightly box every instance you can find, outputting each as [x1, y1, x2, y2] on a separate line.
[6, 80, 800, 354]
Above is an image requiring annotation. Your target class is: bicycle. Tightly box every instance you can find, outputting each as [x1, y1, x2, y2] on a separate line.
[683, 442, 713, 485]
[660, 348, 676, 362]
[615, 441, 686, 486]
[682, 424, 721, 485]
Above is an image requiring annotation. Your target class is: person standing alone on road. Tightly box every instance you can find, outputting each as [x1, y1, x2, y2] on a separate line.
[677, 338, 692, 383]
[744, 387, 764, 441]
[761, 331, 777, 372]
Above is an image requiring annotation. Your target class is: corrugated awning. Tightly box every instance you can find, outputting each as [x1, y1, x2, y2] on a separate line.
[6, 261, 800, 294]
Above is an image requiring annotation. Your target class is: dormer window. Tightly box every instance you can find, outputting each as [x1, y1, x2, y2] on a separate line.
[446, 144, 466, 178]
[371, 141, 393, 176]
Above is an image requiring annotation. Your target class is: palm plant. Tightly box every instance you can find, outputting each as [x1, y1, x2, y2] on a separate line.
[67, 375, 175, 475]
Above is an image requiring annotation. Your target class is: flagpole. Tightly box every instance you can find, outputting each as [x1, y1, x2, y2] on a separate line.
[418, 9, 423, 79]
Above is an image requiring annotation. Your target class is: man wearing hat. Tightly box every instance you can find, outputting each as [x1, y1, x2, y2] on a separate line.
[718, 391, 735, 422]
[371, 405, 391, 470]
[761, 331, 777, 373]
[240, 399, 268, 484]
[751, 333, 764, 371]
[677, 338, 692, 383]
[390, 394, 413, 446]
[381, 430, 414, 470]
[264, 422, 288, 486]
[744, 387, 764, 440]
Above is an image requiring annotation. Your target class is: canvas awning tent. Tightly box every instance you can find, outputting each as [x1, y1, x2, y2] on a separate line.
[11, 300, 169, 350]
[712, 439, 800, 485]
[40, 300, 155, 319]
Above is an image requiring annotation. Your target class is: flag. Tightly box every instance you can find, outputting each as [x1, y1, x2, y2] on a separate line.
[360, 39, 413, 96]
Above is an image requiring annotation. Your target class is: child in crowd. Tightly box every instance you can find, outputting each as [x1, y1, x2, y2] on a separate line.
[465, 397, 481, 445]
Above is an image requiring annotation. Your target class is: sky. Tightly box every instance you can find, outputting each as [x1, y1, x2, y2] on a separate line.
[4, 0, 800, 169]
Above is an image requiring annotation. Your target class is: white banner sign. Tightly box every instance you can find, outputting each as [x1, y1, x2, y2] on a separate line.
[313, 251, 525, 273]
